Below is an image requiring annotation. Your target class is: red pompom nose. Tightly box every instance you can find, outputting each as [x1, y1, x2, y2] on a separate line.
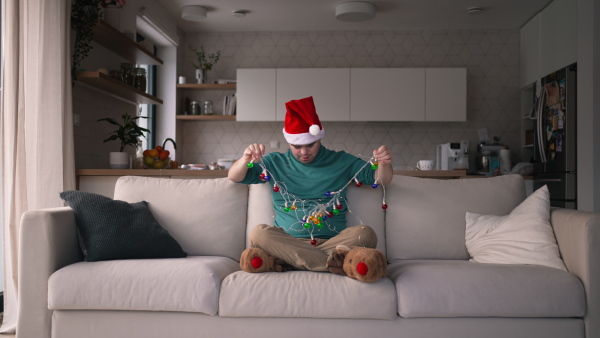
[356, 262, 369, 276]
[251, 257, 263, 269]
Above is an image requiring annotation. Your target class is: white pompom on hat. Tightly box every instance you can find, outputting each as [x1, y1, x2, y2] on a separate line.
[282, 96, 324, 145]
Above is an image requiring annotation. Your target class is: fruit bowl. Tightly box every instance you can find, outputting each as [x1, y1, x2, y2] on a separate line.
[143, 156, 171, 169]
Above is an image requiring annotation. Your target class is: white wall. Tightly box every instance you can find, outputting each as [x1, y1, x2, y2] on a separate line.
[577, 0, 600, 212]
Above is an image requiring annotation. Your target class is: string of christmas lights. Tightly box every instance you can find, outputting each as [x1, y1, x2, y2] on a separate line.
[247, 155, 388, 246]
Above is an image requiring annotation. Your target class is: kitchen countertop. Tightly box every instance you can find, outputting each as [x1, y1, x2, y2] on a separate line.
[76, 169, 468, 179]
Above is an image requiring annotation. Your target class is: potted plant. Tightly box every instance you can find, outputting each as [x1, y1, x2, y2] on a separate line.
[71, 0, 102, 85]
[98, 113, 149, 169]
[189, 45, 221, 84]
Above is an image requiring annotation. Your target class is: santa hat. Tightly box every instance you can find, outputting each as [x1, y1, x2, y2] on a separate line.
[282, 96, 324, 145]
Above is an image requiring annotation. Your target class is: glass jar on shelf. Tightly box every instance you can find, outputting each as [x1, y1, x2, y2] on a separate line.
[120, 63, 134, 86]
[202, 100, 213, 115]
[133, 68, 147, 92]
[190, 101, 200, 115]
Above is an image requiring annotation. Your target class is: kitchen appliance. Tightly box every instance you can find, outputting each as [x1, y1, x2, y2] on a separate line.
[475, 141, 505, 175]
[436, 141, 468, 170]
[531, 63, 577, 209]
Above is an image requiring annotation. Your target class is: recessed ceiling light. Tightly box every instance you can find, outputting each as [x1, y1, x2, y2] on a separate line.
[232, 10, 248, 18]
[467, 7, 483, 14]
[335, 2, 376, 22]
[181, 5, 207, 22]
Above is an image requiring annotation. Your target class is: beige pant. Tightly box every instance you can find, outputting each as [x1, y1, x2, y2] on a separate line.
[249, 224, 377, 271]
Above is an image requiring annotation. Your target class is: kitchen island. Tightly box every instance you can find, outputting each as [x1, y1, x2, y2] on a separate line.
[76, 169, 468, 198]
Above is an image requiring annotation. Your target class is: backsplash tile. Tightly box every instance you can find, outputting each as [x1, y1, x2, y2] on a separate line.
[183, 29, 521, 170]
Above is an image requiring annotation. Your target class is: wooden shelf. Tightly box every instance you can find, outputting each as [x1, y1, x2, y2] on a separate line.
[77, 71, 163, 105]
[176, 83, 236, 90]
[176, 115, 236, 121]
[92, 20, 163, 66]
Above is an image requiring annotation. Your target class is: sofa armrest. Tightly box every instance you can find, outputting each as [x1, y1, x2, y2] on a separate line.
[17, 207, 83, 338]
[551, 207, 600, 338]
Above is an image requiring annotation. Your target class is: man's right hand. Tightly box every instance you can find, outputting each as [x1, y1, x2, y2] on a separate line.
[228, 143, 266, 182]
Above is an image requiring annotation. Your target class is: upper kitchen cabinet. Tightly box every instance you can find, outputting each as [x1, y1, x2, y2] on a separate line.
[539, 0, 577, 77]
[276, 69, 350, 121]
[425, 68, 466, 122]
[236, 68, 277, 121]
[520, 13, 541, 88]
[520, 0, 577, 88]
[350, 68, 425, 121]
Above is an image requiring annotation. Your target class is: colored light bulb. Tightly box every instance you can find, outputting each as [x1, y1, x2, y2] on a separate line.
[372, 183, 379, 189]
[336, 204, 343, 210]
[273, 186, 280, 192]
[317, 223, 323, 228]
[310, 239, 317, 246]
[247, 162, 254, 168]
[333, 209, 340, 215]
[382, 203, 388, 210]
[327, 212, 334, 218]
[284, 207, 290, 212]
[304, 223, 310, 229]
[373, 161, 379, 165]
[355, 181, 362, 187]
[371, 164, 378, 170]
[264, 175, 270, 181]
[291, 205, 297, 210]
[318, 217, 323, 221]
[325, 191, 332, 197]
[322, 215, 328, 220]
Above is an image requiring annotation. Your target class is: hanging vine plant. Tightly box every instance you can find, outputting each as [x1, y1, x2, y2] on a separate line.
[71, 0, 101, 85]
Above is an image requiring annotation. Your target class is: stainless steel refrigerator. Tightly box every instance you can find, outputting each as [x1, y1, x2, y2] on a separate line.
[532, 63, 577, 209]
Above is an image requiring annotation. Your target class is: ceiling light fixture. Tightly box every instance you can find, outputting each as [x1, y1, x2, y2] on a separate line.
[181, 5, 207, 22]
[335, 1, 376, 22]
[232, 10, 248, 18]
[467, 7, 483, 14]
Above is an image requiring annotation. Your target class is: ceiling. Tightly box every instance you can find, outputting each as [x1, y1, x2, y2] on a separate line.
[151, 0, 553, 33]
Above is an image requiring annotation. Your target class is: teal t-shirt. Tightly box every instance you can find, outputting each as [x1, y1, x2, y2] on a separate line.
[239, 145, 376, 239]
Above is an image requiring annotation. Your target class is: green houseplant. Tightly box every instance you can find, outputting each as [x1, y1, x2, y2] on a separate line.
[98, 113, 149, 169]
[71, 0, 102, 85]
[189, 45, 221, 84]
[98, 113, 149, 152]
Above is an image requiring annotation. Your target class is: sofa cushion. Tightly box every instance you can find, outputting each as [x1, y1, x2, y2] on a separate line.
[466, 185, 567, 271]
[246, 183, 387, 254]
[114, 177, 248, 260]
[48, 256, 239, 315]
[219, 271, 397, 320]
[59, 190, 187, 262]
[388, 260, 585, 318]
[385, 175, 526, 260]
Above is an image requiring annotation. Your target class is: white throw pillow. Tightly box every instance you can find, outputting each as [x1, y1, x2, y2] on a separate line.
[465, 185, 566, 271]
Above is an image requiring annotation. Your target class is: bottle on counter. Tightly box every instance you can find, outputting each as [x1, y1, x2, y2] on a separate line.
[500, 148, 511, 175]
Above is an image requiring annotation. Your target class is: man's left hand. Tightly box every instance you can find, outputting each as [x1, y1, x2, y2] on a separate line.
[373, 145, 392, 164]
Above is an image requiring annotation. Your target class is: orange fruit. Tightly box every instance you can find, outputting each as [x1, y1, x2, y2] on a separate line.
[148, 149, 159, 157]
[143, 150, 150, 157]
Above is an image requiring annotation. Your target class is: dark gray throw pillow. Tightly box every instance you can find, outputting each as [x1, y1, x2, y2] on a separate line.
[60, 190, 187, 262]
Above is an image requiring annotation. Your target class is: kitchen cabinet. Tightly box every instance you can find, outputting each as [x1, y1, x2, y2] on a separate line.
[175, 83, 237, 121]
[276, 68, 351, 121]
[78, 20, 163, 105]
[236, 67, 466, 122]
[425, 68, 466, 122]
[519, 0, 577, 88]
[350, 68, 425, 121]
[520, 13, 541, 88]
[236, 68, 277, 121]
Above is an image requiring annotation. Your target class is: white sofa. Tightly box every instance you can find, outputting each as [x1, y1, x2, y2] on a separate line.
[17, 174, 599, 338]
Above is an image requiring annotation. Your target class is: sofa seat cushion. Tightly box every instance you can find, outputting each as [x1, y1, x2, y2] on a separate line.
[388, 260, 585, 318]
[49, 256, 239, 315]
[219, 271, 397, 320]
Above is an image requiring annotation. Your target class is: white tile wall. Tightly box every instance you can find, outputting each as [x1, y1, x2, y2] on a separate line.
[182, 29, 522, 170]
